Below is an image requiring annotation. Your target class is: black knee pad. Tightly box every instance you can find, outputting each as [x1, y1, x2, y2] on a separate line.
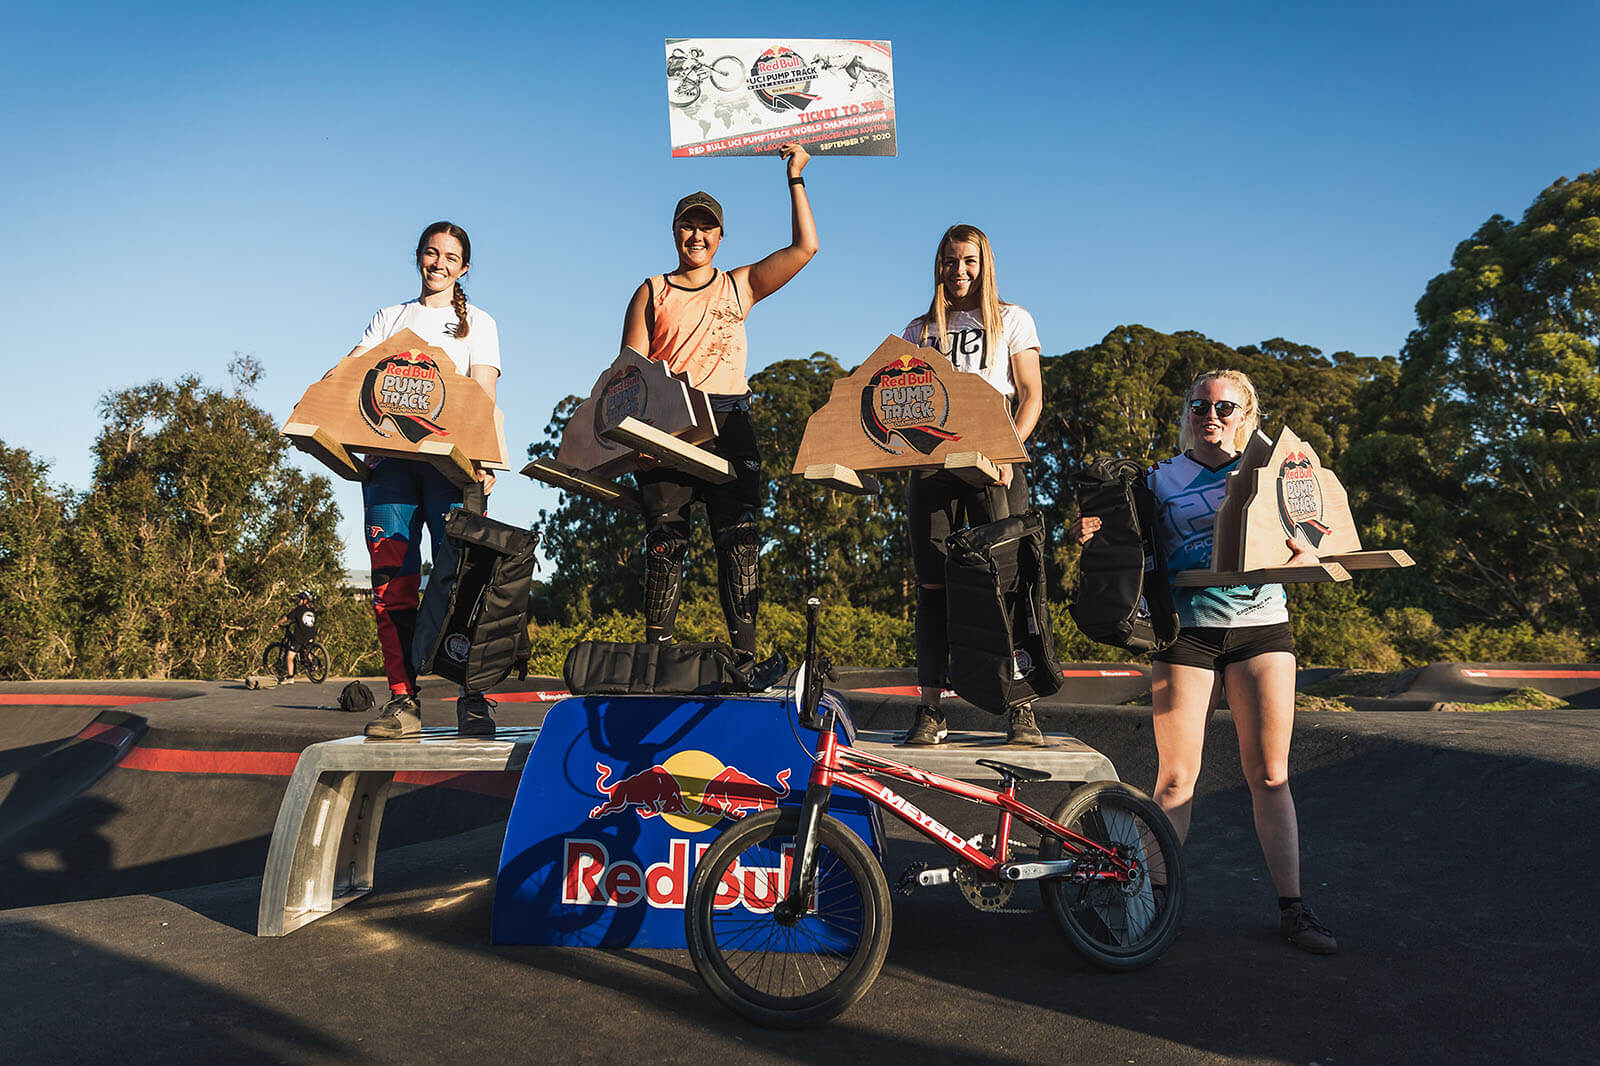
[644, 527, 689, 638]
[714, 521, 761, 652]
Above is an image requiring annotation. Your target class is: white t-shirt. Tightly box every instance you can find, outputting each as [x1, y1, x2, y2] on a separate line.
[901, 304, 1040, 400]
[357, 299, 502, 375]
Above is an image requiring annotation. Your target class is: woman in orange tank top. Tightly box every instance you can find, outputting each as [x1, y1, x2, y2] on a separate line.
[618, 143, 818, 658]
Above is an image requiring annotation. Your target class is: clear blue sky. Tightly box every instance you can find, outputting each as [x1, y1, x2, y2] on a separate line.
[12, 0, 1599, 570]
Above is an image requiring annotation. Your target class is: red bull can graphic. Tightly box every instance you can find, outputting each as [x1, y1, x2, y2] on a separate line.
[493, 693, 882, 948]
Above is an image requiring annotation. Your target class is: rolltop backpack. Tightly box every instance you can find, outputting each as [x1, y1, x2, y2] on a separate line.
[413, 508, 541, 692]
[944, 485, 1064, 715]
[1068, 458, 1179, 654]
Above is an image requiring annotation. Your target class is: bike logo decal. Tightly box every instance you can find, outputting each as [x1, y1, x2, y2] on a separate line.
[589, 750, 791, 834]
[444, 633, 471, 663]
[748, 46, 820, 112]
[860, 353, 962, 456]
[1276, 451, 1333, 547]
[359, 350, 448, 443]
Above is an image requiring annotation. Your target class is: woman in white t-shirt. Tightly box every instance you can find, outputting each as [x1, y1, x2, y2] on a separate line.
[899, 224, 1044, 748]
[347, 221, 503, 740]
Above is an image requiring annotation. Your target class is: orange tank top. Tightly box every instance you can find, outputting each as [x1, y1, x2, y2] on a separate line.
[645, 270, 749, 394]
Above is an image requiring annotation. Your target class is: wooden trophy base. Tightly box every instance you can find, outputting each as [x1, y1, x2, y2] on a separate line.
[524, 416, 733, 509]
[284, 422, 483, 488]
[1173, 549, 1415, 587]
[803, 451, 1003, 497]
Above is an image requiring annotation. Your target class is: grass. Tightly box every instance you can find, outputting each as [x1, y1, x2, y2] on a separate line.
[1436, 687, 1571, 712]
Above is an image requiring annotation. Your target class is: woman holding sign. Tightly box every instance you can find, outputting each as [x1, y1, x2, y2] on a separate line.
[899, 225, 1044, 747]
[350, 221, 503, 740]
[1070, 370, 1338, 954]
[618, 144, 816, 661]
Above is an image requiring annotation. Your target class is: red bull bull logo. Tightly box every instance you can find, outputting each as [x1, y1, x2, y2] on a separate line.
[587, 750, 790, 833]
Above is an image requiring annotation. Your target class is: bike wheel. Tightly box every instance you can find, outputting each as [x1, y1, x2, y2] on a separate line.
[261, 642, 288, 681]
[304, 643, 328, 684]
[1039, 781, 1186, 971]
[708, 55, 744, 92]
[668, 77, 701, 107]
[686, 808, 891, 1029]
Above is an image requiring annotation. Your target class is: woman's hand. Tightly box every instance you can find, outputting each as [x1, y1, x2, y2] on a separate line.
[480, 470, 497, 495]
[779, 142, 810, 177]
[995, 462, 1014, 488]
[1069, 514, 1101, 545]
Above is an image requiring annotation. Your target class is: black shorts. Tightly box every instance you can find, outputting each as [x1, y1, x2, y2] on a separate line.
[1151, 622, 1295, 670]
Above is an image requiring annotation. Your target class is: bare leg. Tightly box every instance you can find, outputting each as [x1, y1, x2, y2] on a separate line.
[1224, 651, 1301, 897]
[1150, 661, 1222, 842]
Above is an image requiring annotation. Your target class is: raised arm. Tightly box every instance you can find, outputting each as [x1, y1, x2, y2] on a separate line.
[738, 144, 818, 306]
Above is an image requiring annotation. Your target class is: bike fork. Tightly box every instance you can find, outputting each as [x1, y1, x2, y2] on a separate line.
[776, 778, 831, 923]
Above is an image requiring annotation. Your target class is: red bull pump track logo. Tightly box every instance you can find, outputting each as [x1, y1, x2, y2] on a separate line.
[565, 751, 795, 911]
[860, 353, 962, 456]
[359, 350, 448, 444]
[1276, 451, 1333, 547]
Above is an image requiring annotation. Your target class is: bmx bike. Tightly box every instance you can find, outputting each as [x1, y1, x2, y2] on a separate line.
[684, 598, 1186, 1028]
[667, 48, 744, 108]
[262, 637, 328, 684]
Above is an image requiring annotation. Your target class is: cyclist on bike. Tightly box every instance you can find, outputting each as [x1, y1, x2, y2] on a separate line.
[276, 591, 318, 681]
[618, 144, 816, 662]
[1070, 369, 1338, 954]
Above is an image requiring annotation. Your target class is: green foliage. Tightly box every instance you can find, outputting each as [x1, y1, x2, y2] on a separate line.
[1286, 582, 1403, 669]
[0, 358, 357, 680]
[1346, 169, 1600, 637]
[0, 444, 76, 678]
[524, 597, 914, 677]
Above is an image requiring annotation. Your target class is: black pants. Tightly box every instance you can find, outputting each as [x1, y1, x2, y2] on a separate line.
[907, 467, 1030, 689]
[636, 409, 763, 654]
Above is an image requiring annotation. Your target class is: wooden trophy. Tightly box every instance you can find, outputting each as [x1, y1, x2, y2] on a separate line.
[1175, 425, 1415, 587]
[522, 348, 727, 511]
[282, 329, 508, 487]
[791, 335, 1029, 495]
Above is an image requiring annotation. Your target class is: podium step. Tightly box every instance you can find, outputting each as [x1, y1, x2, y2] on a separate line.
[851, 730, 1118, 784]
[257, 727, 538, 937]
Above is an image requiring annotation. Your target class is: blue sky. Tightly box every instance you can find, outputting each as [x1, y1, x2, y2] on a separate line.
[11, 1, 1599, 570]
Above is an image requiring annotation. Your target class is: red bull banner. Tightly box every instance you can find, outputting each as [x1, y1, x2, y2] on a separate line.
[493, 692, 880, 947]
[666, 38, 897, 158]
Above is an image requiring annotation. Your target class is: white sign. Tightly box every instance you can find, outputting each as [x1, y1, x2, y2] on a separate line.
[666, 38, 897, 158]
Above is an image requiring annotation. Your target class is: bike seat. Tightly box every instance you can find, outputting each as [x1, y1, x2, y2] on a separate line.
[975, 759, 1051, 784]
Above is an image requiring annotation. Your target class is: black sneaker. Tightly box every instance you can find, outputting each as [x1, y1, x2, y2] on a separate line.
[1007, 705, 1045, 746]
[364, 694, 422, 739]
[1280, 901, 1338, 954]
[456, 693, 497, 737]
[900, 704, 947, 746]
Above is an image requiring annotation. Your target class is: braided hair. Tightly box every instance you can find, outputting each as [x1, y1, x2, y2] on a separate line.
[415, 221, 472, 339]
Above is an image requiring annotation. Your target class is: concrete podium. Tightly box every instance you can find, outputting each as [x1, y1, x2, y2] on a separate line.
[257, 727, 538, 937]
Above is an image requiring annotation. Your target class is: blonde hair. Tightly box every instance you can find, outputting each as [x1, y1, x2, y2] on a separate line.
[1179, 369, 1262, 454]
[914, 224, 1006, 361]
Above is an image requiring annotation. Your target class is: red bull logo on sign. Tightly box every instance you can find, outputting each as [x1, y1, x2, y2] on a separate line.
[561, 837, 805, 914]
[587, 750, 790, 833]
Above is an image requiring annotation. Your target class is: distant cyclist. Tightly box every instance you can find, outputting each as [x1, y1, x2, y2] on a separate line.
[277, 591, 318, 681]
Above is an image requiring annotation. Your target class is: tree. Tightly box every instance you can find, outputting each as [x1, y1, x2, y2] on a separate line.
[0, 444, 76, 678]
[70, 356, 353, 678]
[1345, 170, 1600, 636]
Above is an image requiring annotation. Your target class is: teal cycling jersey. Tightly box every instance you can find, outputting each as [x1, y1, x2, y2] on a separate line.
[1147, 452, 1288, 629]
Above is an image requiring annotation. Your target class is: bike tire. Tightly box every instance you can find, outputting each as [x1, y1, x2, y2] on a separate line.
[261, 642, 289, 681]
[304, 643, 328, 684]
[1039, 781, 1186, 971]
[668, 77, 702, 108]
[708, 55, 744, 92]
[686, 808, 891, 1029]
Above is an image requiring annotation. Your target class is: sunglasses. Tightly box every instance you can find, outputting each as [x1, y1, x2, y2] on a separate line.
[1189, 399, 1242, 419]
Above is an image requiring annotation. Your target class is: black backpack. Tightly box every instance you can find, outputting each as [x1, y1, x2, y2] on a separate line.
[1069, 458, 1179, 654]
[561, 640, 753, 696]
[337, 680, 376, 714]
[413, 509, 541, 692]
[945, 502, 1064, 715]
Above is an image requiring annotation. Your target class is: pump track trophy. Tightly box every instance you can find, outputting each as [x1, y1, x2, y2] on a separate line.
[522, 347, 726, 511]
[1174, 425, 1415, 586]
[790, 334, 1028, 494]
[282, 329, 508, 487]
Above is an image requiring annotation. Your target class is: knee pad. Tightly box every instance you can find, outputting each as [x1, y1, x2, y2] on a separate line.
[714, 522, 761, 652]
[644, 528, 689, 634]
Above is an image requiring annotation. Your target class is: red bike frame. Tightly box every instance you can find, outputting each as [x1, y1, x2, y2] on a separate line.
[804, 726, 1136, 879]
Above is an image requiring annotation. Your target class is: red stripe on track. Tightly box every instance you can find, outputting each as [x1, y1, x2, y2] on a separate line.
[1460, 669, 1600, 680]
[0, 694, 170, 706]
